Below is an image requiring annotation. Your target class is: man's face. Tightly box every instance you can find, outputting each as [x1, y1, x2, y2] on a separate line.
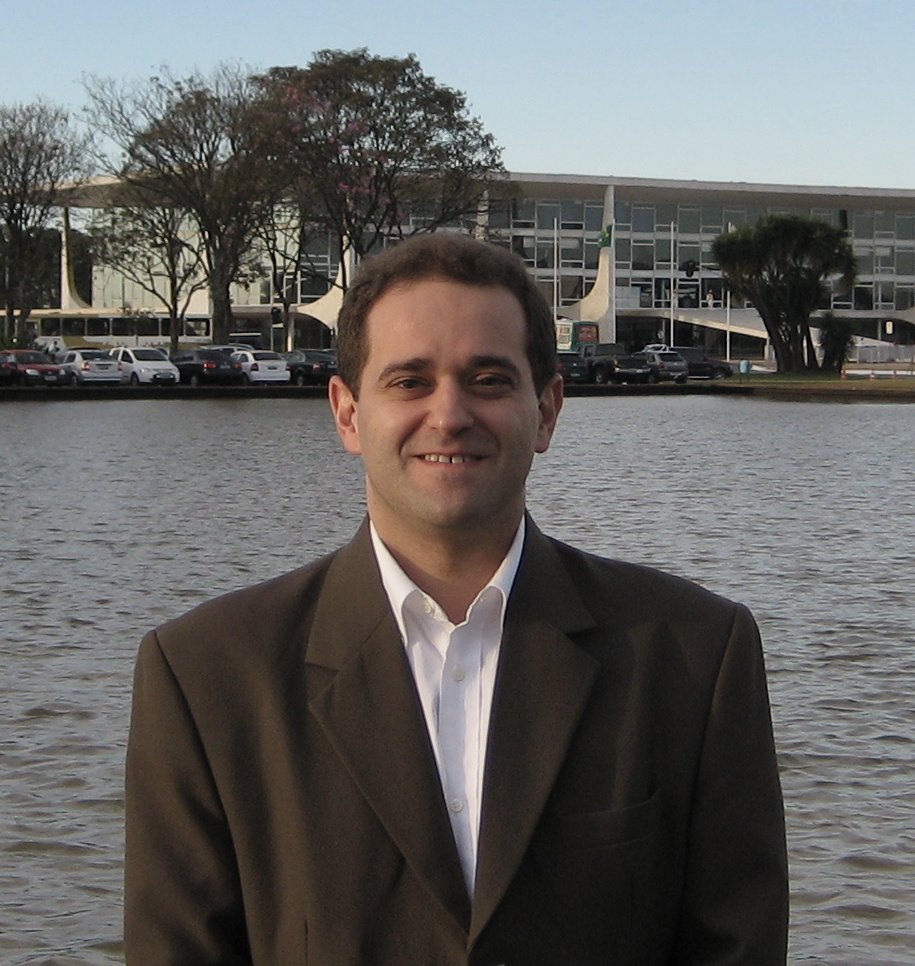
[329, 277, 562, 551]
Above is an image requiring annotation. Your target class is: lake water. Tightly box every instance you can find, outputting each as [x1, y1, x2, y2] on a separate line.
[2, 394, 913, 964]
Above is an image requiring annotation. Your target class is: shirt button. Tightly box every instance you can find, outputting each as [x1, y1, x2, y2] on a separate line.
[451, 665, 466, 682]
[449, 798, 465, 814]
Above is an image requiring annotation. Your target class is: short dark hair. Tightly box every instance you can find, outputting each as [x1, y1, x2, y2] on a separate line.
[336, 233, 557, 395]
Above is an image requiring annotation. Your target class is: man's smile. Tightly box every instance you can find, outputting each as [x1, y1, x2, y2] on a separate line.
[421, 454, 482, 464]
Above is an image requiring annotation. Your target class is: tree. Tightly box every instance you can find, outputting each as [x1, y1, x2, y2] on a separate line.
[85, 65, 281, 343]
[0, 101, 91, 343]
[818, 312, 856, 373]
[255, 50, 505, 292]
[89, 203, 208, 356]
[713, 215, 855, 372]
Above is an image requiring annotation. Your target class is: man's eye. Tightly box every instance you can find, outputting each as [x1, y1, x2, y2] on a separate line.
[473, 373, 513, 389]
[391, 377, 425, 390]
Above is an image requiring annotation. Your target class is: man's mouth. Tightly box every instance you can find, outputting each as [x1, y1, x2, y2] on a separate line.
[422, 454, 480, 463]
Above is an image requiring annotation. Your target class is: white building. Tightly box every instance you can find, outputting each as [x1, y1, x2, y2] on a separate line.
[44, 172, 915, 358]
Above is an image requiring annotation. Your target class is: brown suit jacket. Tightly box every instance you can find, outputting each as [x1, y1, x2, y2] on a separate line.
[125, 518, 788, 964]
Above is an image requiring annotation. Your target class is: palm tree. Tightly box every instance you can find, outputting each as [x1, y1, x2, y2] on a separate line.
[713, 215, 855, 372]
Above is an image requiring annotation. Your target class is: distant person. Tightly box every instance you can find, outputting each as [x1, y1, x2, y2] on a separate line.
[125, 233, 788, 964]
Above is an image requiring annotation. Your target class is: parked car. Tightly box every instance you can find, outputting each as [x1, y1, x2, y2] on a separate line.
[58, 349, 123, 386]
[578, 342, 629, 384]
[209, 343, 257, 355]
[231, 350, 290, 384]
[282, 349, 338, 386]
[671, 346, 733, 379]
[556, 351, 590, 384]
[607, 353, 653, 384]
[0, 349, 66, 386]
[109, 346, 179, 385]
[634, 349, 689, 384]
[0, 352, 17, 385]
[171, 348, 245, 386]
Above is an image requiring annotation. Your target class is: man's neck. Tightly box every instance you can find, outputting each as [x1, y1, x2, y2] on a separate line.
[372, 521, 521, 624]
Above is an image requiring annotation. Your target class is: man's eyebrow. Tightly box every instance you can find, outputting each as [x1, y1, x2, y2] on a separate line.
[468, 355, 523, 379]
[375, 355, 523, 383]
[376, 357, 430, 382]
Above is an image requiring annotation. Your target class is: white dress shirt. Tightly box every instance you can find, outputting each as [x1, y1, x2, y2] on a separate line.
[370, 520, 525, 894]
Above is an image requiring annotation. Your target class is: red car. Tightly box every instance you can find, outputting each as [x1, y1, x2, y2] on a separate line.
[0, 349, 67, 386]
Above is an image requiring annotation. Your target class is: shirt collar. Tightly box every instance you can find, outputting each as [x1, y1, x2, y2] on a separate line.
[370, 518, 526, 639]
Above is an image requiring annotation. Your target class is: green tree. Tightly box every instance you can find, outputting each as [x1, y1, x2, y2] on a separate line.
[255, 49, 505, 292]
[85, 66, 280, 343]
[817, 312, 856, 373]
[713, 215, 855, 372]
[0, 101, 91, 343]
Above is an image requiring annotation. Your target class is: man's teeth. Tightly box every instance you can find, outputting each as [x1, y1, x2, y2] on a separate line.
[423, 454, 475, 463]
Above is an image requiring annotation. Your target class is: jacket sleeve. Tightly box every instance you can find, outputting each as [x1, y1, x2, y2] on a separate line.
[674, 603, 789, 964]
[124, 630, 252, 965]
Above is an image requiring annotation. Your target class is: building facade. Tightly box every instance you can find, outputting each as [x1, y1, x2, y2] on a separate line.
[44, 173, 915, 359]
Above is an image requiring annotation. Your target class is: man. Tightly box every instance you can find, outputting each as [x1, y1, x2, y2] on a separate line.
[125, 233, 788, 964]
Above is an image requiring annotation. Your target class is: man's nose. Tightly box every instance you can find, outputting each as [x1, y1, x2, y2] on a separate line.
[425, 381, 474, 434]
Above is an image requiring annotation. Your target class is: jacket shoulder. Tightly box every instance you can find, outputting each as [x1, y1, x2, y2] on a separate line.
[546, 535, 748, 628]
[152, 548, 339, 664]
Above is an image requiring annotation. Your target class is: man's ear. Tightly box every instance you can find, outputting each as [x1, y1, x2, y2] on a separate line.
[534, 373, 564, 454]
[328, 375, 362, 455]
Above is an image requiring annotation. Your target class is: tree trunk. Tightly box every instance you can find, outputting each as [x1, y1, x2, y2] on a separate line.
[169, 315, 180, 357]
[210, 284, 233, 344]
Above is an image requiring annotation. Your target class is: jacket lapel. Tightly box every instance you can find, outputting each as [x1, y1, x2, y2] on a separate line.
[306, 522, 472, 931]
[470, 521, 600, 943]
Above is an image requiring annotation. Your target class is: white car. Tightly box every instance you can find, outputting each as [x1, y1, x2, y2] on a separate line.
[231, 350, 290, 384]
[110, 346, 179, 385]
[58, 349, 123, 386]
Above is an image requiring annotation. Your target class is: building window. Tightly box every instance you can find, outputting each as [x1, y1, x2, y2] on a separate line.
[537, 202, 560, 230]
[874, 211, 895, 236]
[560, 200, 584, 229]
[560, 237, 583, 267]
[632, 206, 655, 233]
[853, 211, 874, 239]
[535, 243, 554, 269]
[896, 249, 915, 276]
[632, 243, 654, 271]
[585, 203, 604, 232]
[701, 206, 722, 233]
[512, 200, 535, 228]
[678, 208, 700, 234]
[895, 286, 914, 310]
[896, 215, 915, 241]
[512, 235, 535, 264]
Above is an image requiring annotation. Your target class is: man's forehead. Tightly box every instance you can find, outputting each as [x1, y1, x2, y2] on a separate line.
[370, 276, 523, 312]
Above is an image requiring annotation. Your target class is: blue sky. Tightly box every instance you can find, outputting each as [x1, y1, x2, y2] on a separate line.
[4, 0, 913, 189]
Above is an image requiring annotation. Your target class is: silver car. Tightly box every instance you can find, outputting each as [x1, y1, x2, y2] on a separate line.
[636, 349, 689, 384]
[59, 349, 123, 386]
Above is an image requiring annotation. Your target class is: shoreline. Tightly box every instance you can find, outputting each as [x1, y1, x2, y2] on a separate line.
[3, 375, 915, 404]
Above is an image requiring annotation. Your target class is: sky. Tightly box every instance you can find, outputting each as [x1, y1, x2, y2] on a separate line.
[4, 0, 914, 190]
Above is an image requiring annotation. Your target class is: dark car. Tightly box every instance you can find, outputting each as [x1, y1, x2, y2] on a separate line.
[635, 349, 689, 384]
[282, 350, 338, 386]
[556, 351, 589, 384]
[171, 348, 245, 386]
[671, 346, 733, 379]
[0, 349, 67, 386]
[607, 353, 653, 384]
